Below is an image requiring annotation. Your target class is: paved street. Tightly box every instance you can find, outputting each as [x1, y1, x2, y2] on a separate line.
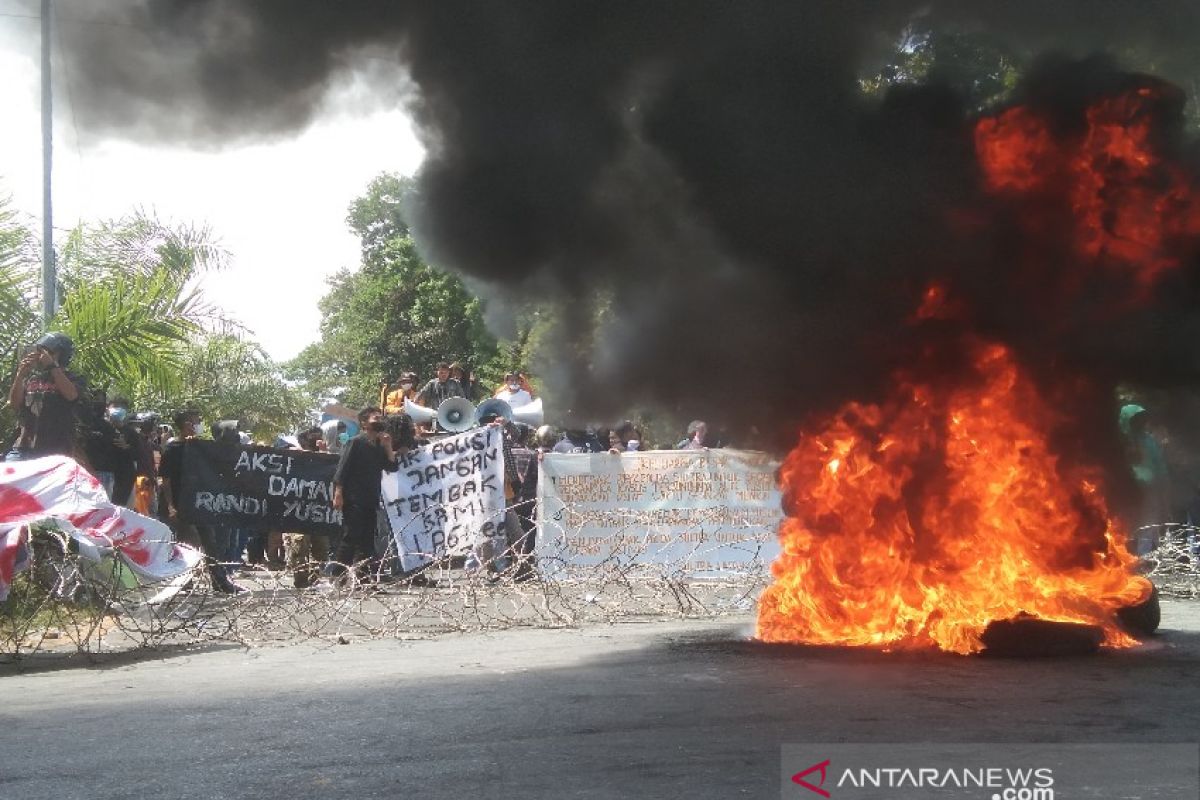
[3, 601, 1200, 799]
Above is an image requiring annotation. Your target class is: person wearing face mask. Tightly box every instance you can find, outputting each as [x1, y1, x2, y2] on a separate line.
[159, 409, 246, 594]
[493, 372, 533, 409]
[82, 393, 135, 503]
[329, 406, 401, 584]
[382, 371, 420, 415]
[106, 397, 143, 506]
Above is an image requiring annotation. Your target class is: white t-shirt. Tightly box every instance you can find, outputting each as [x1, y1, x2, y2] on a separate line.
[495, 387, 533, 408]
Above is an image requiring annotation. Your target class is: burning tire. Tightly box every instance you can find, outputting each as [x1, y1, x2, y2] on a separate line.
[1116, 583, 1161, 638]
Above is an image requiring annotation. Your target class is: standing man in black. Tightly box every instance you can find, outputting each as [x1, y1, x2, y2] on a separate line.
[331, 406, 399, 583]
[416, 362, 464, 409]
[160, 409, 245, 595]
[6, 332, 85, 461]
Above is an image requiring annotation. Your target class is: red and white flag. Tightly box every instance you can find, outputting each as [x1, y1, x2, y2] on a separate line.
[0, 456, 201, 601]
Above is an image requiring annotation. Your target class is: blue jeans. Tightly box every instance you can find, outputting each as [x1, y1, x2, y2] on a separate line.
[4, 447, 30, 462]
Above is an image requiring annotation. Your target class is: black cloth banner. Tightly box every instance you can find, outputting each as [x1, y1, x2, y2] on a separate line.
[179, 441, 343, 535]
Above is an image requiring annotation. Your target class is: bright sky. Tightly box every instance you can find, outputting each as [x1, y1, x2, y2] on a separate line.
[0, 6, 425, 362]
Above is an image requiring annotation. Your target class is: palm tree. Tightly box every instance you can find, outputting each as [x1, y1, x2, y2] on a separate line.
[0, 198, 42, 438]
[52, 211, 229, 399]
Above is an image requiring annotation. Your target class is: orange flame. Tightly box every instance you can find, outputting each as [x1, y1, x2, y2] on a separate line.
[974, 86, 1200, 287]
[757, 341, 1150, 654]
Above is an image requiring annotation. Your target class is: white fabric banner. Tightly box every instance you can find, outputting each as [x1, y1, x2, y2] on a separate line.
[382, 426, 508, 572]
[537, 449, 783, 578]
[0, 456, 202, 601]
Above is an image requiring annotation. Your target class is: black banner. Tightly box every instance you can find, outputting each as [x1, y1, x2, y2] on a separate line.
[179, 441, 343, 535]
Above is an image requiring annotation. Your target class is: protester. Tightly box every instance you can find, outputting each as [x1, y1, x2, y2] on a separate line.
[330, 406, 401, 584]
[507, 422, 539, 581]
[382, 371, 419, 414]
[517, 372, 538, 399]
[1120, 403, 1172, 555]
[106, 397, 143, 506]
[417, 362, 464, 408]
[535, 425, 558, 454]
[450, 362, 481, 402]
[608, 420, 644, 453]
[494, 371, 533, 408]
[380, 412, 438, 586]
[553, 426, 604, 454]
[677, 420, 709, 450]
[284, 426, 331, 589]
[320, 418, 348, 455]
[160, 410, 245, 594]
[130, 412, 161, 516]
[5, 332, 85, 461]
[82, 393, 135, 503]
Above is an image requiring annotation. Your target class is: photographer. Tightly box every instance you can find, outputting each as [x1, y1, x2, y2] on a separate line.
[6, 332, 84, 461]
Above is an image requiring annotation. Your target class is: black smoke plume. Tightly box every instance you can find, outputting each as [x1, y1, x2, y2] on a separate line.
[43, 2, 1200, 494]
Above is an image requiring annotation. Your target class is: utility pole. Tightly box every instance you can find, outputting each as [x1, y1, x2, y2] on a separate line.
[41, 0, 55, 326]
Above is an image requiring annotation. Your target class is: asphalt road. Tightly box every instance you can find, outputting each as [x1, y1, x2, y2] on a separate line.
[3, 602, 1200, 799]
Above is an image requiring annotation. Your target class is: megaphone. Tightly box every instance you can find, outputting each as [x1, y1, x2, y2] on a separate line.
[474, 398, 513, 425]
[403, 397, 437, 427]
[475, 397, 545, 428]
[437, 397, 477, 433]
[511, 397, 544, 427]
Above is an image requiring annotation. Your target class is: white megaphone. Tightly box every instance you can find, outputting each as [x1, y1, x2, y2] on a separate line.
[512, 397, 544, 427]
[475, 397, 545, 428]
[403, 397, 437, 427]
[437, 397, 477, 433]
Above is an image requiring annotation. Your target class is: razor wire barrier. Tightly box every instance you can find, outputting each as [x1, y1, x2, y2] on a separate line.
[1139, 523, 1200, 599]
[0, 497, 776, 660]
[11, 511, 1189, 660]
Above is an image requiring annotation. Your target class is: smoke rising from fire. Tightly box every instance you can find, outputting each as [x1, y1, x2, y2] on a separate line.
[44, 3, 1200, 475]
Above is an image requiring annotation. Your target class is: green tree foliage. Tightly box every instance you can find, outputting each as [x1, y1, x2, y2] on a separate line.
[142, 333, 310, 441]
[51, 212, 226, 400]
[288, 173, 498, 408]
[0, 198, 41, 437]
[0, 202, 302, 443]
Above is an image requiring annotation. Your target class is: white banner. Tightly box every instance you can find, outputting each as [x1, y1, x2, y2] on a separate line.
[537, 449, 783, 578]
[0, 456, 202, 601]
[382, 426, 508, 572]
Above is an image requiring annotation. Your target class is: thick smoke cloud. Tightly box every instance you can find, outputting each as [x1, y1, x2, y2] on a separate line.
[46, 2, 1200, 469]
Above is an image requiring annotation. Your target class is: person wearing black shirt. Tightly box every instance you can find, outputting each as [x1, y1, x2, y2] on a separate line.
[160, 409, 245, 594]
[6, 332, 85, 461]
[416, 362, 464, 409]
[331, 406, 400, 582]
[106, 397, 142, 506]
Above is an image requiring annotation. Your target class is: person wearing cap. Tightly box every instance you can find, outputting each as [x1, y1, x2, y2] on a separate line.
[6, 332, 85, 461]
[382, 371, 420, 414]
[493, 372, 533, 409]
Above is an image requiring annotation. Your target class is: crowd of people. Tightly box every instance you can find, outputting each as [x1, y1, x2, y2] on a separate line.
[3, 335, 718, 594]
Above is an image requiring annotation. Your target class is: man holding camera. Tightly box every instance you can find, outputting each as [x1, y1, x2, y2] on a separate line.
[6, 332, 84, 461]
[330, 406, 400, 583]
